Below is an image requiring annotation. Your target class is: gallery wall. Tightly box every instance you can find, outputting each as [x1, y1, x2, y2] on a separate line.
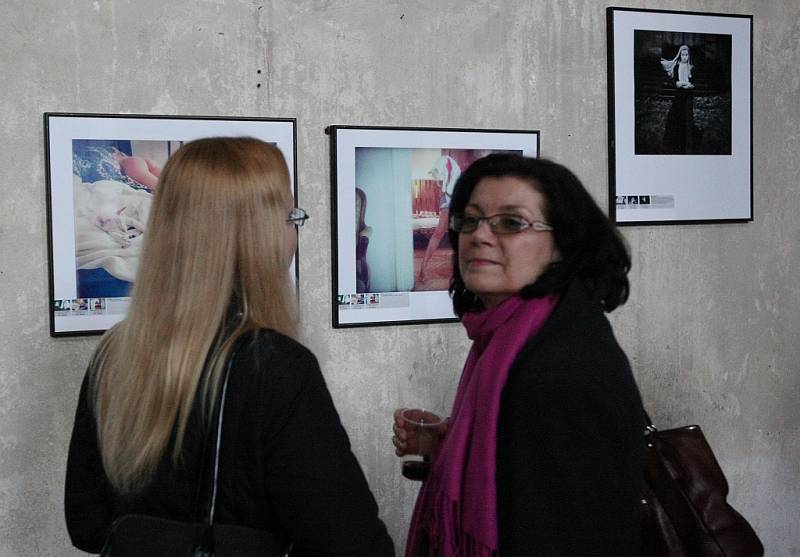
[0, 0, 798, 555]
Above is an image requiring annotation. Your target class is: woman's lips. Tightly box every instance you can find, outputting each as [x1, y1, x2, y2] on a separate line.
[465, 257, 500, 267]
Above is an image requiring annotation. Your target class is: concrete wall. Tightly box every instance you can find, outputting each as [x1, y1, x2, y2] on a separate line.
[1, 0, 797, 554]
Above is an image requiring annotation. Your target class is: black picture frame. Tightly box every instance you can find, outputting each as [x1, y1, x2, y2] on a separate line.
[328, 124, 540, 328]
[607, 7, 753, 225]
[44, 112, 297, 336]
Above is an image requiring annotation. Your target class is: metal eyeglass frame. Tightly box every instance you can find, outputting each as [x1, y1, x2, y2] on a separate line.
[287, 207, 309, 227]
[449, 213, 553, 234]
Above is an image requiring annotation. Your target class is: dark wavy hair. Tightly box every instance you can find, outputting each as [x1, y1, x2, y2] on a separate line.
[448, 154, 630, 317]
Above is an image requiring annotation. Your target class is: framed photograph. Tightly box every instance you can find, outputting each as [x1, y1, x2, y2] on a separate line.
[329, 125, 540, 328]
[45, 113, 296, 336]
[607, 7, 752, 224]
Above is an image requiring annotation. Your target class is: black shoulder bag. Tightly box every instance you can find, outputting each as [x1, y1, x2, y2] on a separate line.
[100, 355, 292, 556]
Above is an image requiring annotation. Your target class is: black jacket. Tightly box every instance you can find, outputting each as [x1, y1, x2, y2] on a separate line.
[65, 331, 394, 556]
[497, 281, 644, 556]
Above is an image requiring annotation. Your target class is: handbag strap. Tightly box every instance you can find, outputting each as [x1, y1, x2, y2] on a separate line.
[192, 350, 292, 556]
[643, 409, 657, 435]
[205, 353, 235, 527]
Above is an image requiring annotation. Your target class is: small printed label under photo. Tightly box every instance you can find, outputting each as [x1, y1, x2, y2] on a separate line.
[337, 292, 411, 309]
[615, 195, 675, 209]
[53, 298, 129, 316]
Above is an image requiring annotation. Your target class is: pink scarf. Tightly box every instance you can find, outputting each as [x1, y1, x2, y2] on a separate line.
[405, 294, 558, 557]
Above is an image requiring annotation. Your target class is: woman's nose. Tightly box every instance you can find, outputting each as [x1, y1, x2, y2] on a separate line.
[469, 219, 496, 243]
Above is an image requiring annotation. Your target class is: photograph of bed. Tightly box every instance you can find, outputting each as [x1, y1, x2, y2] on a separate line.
[72, 139, 176, 298]
[45, 113, 297, 336]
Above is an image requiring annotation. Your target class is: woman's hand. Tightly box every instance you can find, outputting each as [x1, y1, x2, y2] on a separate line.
[391, 408, 448, 458]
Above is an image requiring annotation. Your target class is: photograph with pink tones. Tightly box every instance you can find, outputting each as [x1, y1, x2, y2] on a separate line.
[330, 126, 539, 327]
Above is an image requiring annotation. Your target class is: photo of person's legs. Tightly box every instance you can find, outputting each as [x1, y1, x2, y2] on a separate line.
[415, 207, 449, 287]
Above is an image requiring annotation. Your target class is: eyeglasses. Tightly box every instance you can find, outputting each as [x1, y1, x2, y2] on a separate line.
[286, 207, 309, 228]
[449, 213, 553, 235]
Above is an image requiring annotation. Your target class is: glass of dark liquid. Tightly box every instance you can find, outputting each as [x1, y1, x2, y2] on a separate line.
[400, 409, 444, 481]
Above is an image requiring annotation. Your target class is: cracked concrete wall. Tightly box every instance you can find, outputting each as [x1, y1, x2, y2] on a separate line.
[1, 0, 797, 554]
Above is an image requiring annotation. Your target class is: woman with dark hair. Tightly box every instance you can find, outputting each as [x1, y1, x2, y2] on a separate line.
[393, 154, 644, 556]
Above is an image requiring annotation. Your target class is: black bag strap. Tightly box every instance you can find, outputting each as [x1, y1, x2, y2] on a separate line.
[206, 353, 234, 526]
[194, 353, 235, 556]
[643, 409, 657, 435]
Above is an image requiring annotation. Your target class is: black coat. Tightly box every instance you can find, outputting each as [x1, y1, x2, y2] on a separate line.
[496, 281, 644, 555]
[65, 331, 394, 556]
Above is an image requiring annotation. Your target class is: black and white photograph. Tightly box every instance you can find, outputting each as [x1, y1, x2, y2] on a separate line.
[45, 113, 296, 336]
[634, 30, 732, 155]
[330, 125, 539, 328]
[607, 8, 752, 224]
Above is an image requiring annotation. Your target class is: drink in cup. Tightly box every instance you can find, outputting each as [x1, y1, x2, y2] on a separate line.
[400, 409, 444, 481]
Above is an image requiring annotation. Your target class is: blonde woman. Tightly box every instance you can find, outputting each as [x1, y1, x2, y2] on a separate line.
[65, 137, 394, 556]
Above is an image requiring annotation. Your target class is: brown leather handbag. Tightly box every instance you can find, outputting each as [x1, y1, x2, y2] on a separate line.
[640, 412, 764, 556]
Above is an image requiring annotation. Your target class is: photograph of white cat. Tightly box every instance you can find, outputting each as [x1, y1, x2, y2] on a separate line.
[73, 174, 152, 282]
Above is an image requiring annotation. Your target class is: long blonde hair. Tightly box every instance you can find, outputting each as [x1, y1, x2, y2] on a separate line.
[91, 137, 297, 494]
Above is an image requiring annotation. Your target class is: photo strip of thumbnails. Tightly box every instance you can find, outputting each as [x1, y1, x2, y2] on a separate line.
[52, 297, 128, 316]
